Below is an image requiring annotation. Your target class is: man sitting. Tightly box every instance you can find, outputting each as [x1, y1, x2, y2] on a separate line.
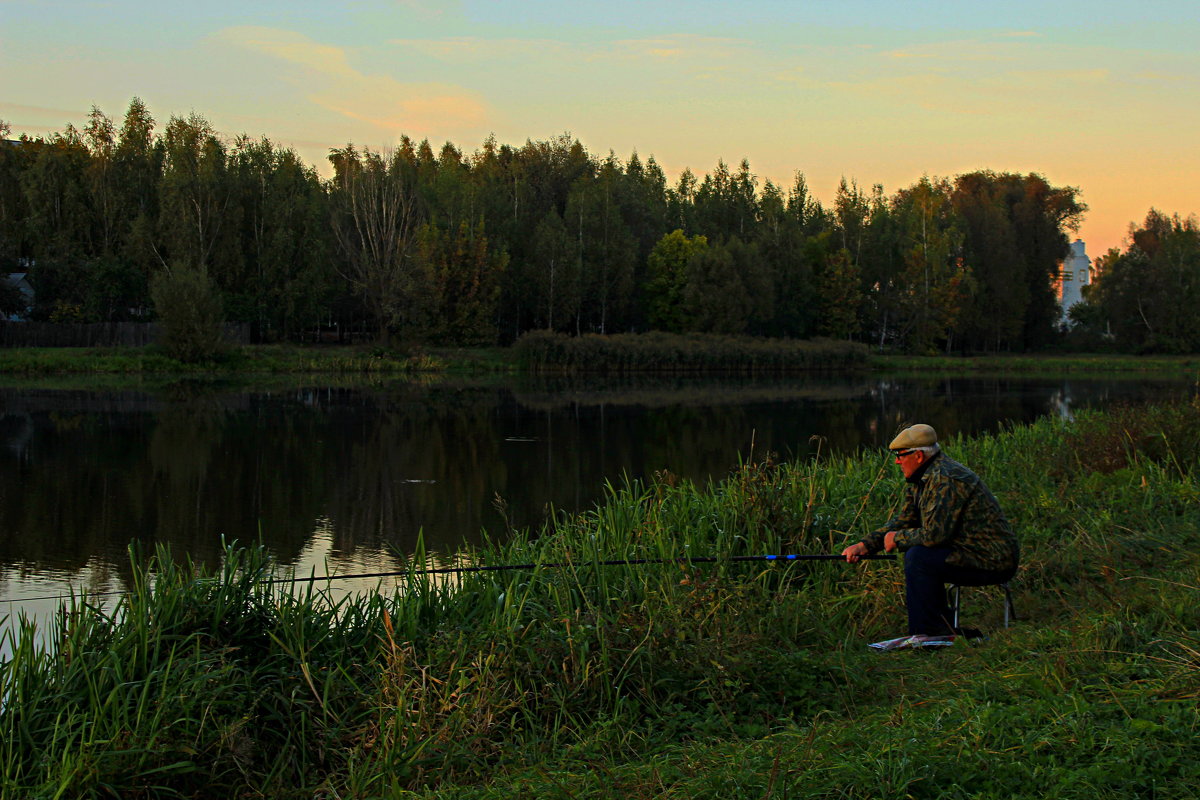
[841, 424, 1019, 646]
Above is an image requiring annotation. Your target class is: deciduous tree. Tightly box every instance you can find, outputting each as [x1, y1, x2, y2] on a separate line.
[159, 113, 236, 277]
[890, 178, 972, 353]
[683, 236, 770, 334]
[1086, 210, 1200, 352]
[328, 145, 423, 343]
[644, 229, 707, 333]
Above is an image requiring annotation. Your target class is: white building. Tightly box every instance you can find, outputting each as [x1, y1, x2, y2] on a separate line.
[4, 272, 34, 321]
[1058, 239, 1091, 325]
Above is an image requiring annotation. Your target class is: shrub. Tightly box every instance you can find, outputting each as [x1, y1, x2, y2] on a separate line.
[150, 265, 227, 363]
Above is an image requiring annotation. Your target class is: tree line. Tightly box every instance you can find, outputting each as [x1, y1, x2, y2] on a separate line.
[1070, 210, 1200, 353]
[4, 97, 1184, 354]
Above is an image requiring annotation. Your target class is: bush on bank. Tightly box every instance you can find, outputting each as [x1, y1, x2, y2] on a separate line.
[1, 402, 1198, 798]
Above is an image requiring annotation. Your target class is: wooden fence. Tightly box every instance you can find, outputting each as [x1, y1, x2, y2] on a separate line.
[0, 322, 250, 348]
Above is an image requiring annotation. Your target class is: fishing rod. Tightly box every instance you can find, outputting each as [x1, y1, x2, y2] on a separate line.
[277, 552, 898, 584]
[3, 553, 897, 606]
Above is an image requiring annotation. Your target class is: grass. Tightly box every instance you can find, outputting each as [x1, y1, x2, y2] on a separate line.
[0, 344, 448, 376]
[5, 337, 1200, 381]
[1, 402, 1199, 797]
[513, 330, 870, 373]
[871, 352, 1200, 375]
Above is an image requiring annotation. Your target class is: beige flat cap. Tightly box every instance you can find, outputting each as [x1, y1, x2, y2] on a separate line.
[889, 424, 938, 450]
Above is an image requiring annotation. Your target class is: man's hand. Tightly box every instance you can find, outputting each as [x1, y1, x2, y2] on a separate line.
[842, 542, 869, 563]
[884, 531, 899, 552]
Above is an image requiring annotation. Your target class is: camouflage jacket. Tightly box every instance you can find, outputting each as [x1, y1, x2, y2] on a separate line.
[861, 453, 1019, 572]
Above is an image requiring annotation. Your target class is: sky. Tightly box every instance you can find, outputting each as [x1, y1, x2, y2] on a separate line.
[3, 0, 1198, 257]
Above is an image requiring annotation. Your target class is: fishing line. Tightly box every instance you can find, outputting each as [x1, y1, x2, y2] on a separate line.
[2, 553, 897, 606]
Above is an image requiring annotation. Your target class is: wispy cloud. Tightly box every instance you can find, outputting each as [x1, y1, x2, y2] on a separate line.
[825, 71, 956, 99]
[773, 66, 811, 84]
[1002, 67, 1110, 85]
[393, 0, 455, 18]
[813, 47, 1114, 119]
[604, 34, 745, 62]
[390, 32, 745, 64]
[223, 27, 358, 79]
[1135, 70, 1200, 85]
[1, 123, 66, 136]
[885, 38, 1026, 64]
[886, 50, 938, 60]
[218, 26, 488, 135]
[390, 36, 566, 60]
[0, 101, 90, 119]
[313, 92, 486, 133]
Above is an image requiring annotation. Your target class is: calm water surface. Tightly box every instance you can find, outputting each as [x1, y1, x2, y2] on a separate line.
[0, 372, 1190, 625]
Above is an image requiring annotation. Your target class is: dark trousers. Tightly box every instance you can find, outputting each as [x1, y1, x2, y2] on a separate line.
[904, 546, 1017, 635]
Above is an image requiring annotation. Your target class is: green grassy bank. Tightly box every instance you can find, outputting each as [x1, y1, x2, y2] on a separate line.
[1, 403, 1199, 798]
[871, 352, 1200, 375]
[4, 336, 1200, 378]
[512, 331, 869, 373]
[0, 344, 449, 376]
[0, 332, 870, 377]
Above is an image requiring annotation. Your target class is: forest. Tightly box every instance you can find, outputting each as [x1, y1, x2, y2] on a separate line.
[1, 98, 1196, 354]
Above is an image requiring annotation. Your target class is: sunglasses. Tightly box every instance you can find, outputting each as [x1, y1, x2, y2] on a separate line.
[893, 449, 918, 458]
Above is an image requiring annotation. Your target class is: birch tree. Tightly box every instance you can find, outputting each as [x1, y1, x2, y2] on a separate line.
[159, 113, 233, 273]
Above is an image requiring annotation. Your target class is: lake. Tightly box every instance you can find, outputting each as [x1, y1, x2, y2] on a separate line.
[0, 372, 1190, 626]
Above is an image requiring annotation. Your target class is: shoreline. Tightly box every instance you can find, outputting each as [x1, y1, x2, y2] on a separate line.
[1, 341, 1199, 379]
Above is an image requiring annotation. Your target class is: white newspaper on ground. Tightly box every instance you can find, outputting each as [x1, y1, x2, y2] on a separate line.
[869, 634, 956, 651]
